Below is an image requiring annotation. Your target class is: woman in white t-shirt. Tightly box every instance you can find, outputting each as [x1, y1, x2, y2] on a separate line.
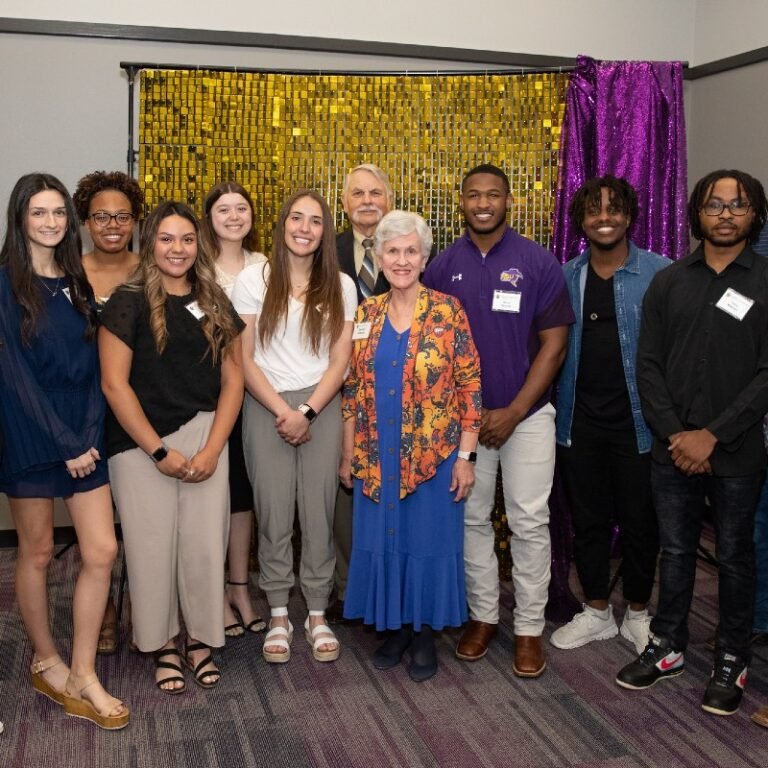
[232, 190, 355, 664]
[201, 182, 267, 640]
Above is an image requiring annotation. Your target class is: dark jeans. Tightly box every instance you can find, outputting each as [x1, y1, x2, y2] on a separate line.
[649, 461, 764, 659]
[558, 418, 658, 604]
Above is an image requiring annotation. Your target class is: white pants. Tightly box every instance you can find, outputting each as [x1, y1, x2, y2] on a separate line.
[463, 403, 555, 634]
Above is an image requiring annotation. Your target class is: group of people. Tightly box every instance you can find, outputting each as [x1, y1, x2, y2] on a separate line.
[1, 159, 767, 732]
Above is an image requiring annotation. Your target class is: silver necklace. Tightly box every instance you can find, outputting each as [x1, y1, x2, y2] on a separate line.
[38, 275, 62, 297]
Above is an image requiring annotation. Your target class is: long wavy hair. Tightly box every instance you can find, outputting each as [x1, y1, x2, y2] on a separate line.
[258, 190, 344, 355]
[0, 173, 96, 345]
[200, 181, 259, 258]
[129, 201, 240, 363]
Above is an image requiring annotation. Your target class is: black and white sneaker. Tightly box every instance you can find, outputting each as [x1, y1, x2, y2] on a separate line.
[615, 634, 684, 690]
[701, 653, 748, 716]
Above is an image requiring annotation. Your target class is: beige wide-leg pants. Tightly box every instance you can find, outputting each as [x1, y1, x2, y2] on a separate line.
[109, 411, 229, 652]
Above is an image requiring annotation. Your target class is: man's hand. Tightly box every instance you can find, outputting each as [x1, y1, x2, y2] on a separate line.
[668, 429, 717, 475]
[479, 406, 523, 449]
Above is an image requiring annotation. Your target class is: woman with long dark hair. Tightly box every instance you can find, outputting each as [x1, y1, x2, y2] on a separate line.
[0, 173, 128, 729]
[99, 201, 244, 693]
[232, 190, 356, 664]
[201, 181, 267, 639]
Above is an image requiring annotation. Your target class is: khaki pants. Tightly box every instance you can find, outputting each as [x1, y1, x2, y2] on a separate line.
[109, 411, 229, 651]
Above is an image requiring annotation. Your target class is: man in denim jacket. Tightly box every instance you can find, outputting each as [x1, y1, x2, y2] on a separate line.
[552, 176, 670, 654]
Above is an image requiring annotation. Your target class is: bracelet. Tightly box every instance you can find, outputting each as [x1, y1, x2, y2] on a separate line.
[298, 403, 318, 423]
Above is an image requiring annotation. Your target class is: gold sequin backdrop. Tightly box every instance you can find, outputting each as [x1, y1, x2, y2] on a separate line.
[139, 69, 568, 254]
[140, 68, 569, 578]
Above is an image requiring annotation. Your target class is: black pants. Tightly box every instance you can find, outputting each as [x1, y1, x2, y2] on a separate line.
[558, 418, 658, 604]
[650, 462, 763, 659]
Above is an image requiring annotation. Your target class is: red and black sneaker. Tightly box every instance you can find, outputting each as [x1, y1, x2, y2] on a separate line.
[615, 634, 684, 690]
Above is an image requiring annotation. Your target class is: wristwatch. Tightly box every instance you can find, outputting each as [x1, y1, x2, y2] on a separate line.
[457, 450, 477, 463]
[298, 403, 318, 424]
[150, 443, 170, 463]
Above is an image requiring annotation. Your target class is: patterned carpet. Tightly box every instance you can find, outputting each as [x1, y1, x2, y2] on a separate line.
[0, 529, 766, 768]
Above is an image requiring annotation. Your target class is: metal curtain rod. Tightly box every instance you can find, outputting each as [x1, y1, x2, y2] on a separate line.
[120, 61, 574, 77]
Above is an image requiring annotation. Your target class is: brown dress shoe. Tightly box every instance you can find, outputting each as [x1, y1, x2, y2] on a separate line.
[752, 704, 768, 729]
[513, 635, 546, 678]
[456, 620, 497, 661]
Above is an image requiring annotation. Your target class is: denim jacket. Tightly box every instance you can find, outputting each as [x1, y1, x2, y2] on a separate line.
[555, 241, 671, 452]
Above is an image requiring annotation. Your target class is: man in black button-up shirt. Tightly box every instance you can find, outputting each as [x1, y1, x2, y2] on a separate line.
[616, 170, 768, 717]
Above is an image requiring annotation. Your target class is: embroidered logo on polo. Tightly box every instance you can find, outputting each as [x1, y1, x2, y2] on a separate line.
[451, 273, 463, 282]
[500, 268, 523, 287]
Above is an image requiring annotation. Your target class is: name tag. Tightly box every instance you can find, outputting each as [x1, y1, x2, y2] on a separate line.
[716, 288, 754, 321]
[185, 300, 205, 320]
[62, 287, 73, 304]
[492, 290, 521, 313]
[352, 322, 372, 340]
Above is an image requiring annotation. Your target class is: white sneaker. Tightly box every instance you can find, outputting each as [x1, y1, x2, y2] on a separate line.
[550, 604, 618, 649]
[620, 608, 652, 654]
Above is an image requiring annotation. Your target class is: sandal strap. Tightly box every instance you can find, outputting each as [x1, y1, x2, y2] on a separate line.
[66, 672, 99, 698]
[30, 654, 63, 675]
[185, 643, 219, 680]
[265, 623, 292, 642]
[306, 622, 339, 650]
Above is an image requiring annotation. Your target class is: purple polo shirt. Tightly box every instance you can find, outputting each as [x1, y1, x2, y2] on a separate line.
[423, 227, 574, 412]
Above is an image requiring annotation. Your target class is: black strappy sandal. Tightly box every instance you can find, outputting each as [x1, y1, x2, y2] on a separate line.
[226, 580, 267, 633]
[154, 647, 186, 695]
[183, 642, 221, 689]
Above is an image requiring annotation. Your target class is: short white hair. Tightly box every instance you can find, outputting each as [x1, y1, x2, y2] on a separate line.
[373, 210, 433, 256]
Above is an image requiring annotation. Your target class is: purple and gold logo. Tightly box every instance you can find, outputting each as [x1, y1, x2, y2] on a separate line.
[500, 268, 523, 287]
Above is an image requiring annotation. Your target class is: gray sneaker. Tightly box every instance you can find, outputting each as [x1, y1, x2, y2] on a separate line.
[550, 604, 618, 649]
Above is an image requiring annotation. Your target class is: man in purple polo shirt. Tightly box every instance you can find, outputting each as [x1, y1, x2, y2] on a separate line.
[424, 163, 574, 676]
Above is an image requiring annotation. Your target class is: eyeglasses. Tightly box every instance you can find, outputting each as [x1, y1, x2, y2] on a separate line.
[700, 200, 752, 217]
[89, 211, 134, 226]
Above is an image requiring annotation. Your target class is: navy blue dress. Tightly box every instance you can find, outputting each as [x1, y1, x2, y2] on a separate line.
[0, 269, 107, 497]
[344, 317, 467, 631]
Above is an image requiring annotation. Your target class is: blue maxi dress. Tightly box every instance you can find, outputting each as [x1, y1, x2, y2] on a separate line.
[344, 317, 468, 631]
[0, 271, 107, 497]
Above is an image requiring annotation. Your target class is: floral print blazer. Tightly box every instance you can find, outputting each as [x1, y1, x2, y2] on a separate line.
[342, 285, 482, 502]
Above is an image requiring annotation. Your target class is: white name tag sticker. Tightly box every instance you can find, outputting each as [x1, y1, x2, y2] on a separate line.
[185, 300, 205, 320]
[716, 288, 754, 321]
[62, 287, 73, 304]
[492, 290, 521, 313]
[352, 322, 372, 340]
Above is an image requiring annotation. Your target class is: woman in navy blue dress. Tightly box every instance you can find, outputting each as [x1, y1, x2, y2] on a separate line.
[0, 174, 128, 729]
[340, 211, 482, 682]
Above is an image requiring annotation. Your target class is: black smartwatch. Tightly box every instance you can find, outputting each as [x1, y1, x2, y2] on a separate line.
[457, 450, 477, 463]
[298, 403, 318, 424]
[151, 443, 169, 463]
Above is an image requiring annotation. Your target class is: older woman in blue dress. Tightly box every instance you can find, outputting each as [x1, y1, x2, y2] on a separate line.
[340, 210, 482, 682]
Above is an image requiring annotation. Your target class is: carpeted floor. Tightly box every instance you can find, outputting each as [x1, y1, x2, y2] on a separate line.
[0, 527, 766, 768]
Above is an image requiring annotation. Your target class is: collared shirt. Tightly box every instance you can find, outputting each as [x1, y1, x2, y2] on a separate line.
[352, 228, 378, 280]
[423, 227, 574, 412]
[556, 241, 671, 452]
[637, 244, 768, 474]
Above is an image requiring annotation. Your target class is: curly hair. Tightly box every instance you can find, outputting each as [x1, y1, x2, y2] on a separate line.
[200, 181, 259, 257]
[259, 190, 344, 355]
[73, 171, 144, 222]
[128, 201, 240, 363]
[568, 175, 638, 231]
[688, 169, 768, 243]
[0, 173, 96, 345]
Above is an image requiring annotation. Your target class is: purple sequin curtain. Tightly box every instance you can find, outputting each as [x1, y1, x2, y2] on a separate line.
[552, 55, 688, 264]
[546, 56, 688, 623]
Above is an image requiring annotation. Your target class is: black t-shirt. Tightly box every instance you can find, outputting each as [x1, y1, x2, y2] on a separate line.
[574, 263, 633, 429]
[100, 287, 244, 456]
